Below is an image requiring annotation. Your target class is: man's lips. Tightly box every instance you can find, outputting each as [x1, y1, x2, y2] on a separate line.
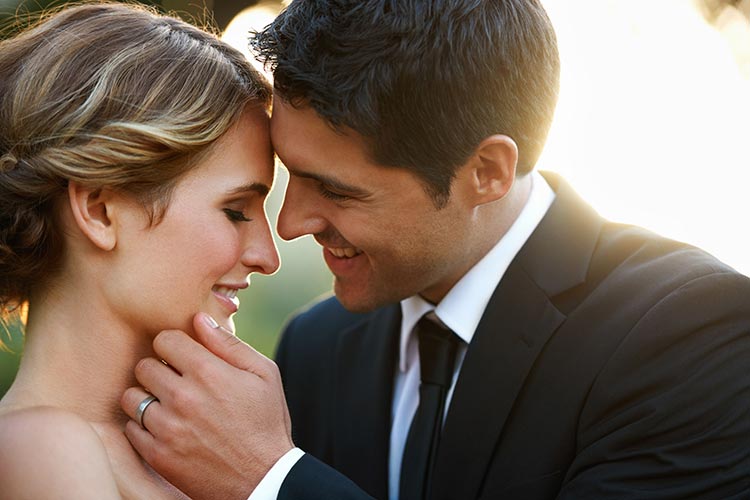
[323, 246, 366, 276]
[314, 233, 363, 259]
[326, 246, 363, 258]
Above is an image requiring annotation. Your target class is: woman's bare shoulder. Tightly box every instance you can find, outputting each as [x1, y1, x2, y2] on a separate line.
[0, 406, 121, 499]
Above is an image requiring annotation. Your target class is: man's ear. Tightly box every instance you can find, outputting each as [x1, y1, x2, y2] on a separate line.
[67, 181, 117, 251]
[470, 134, 519, 205]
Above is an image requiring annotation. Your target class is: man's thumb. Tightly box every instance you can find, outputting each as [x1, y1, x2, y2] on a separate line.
[193, 312, 259, 372]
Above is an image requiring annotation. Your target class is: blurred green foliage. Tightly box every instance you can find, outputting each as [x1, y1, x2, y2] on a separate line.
[0, 320, 23, 397]
[0, 169, 334, 399]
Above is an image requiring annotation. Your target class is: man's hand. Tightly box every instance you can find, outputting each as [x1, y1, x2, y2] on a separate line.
[121, 313, 294, 500]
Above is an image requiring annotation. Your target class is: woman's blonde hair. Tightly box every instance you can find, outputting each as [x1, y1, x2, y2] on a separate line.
[0, 2, 271, 315]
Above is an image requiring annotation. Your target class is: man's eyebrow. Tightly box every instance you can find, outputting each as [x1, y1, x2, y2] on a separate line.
[226, 182, 271, 197]
[290, 168, 370, 197]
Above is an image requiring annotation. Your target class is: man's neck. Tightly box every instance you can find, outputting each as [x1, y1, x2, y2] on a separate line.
[419, 173, 533, 304]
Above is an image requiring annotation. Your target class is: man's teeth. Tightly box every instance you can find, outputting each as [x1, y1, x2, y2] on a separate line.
[212, 286, 238, 299]
[328, 247, 362, 258]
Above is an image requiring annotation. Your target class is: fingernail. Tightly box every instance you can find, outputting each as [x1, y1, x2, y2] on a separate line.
[203, 314, 219, 329]
[218, 325, 237, 337]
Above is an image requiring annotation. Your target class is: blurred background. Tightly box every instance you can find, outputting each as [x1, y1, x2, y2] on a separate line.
[2, 0, 749, 398]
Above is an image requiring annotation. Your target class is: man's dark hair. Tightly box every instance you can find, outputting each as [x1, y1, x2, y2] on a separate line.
[251, 0, 560, 207]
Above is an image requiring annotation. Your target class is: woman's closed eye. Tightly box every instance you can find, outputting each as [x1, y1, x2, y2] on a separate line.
[223, 208, 252, 222]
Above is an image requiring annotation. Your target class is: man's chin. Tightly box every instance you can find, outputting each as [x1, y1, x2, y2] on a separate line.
[334, 282, 395, 314]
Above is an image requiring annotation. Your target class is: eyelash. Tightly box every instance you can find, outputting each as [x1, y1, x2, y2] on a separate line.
[223, 208, 252, 222]
[318, 185, 350, 201]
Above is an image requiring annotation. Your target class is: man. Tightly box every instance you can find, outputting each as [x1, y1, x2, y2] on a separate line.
[122, 1, 750, 499]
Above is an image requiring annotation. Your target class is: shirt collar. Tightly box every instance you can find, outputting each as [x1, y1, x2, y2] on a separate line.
[398, 171, 556, 372]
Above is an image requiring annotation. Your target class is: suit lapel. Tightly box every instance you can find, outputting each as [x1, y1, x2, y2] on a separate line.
[432, 265, 565, 499]
[333, 304, 401, 499]
[431, 172, 604, 499]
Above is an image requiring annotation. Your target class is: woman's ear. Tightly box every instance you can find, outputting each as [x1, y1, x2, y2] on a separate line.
[470, 134, 519, 205]
[67, 181, 117, 251]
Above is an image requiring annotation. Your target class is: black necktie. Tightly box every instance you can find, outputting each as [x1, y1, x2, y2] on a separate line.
[399, 313, 459, 500]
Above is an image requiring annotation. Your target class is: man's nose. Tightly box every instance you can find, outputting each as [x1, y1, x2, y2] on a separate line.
[277, 178, 327, 242]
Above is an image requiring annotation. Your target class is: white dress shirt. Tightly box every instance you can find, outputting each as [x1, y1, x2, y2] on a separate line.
[389, 171, 555, 500]
[252, 171, 555, 500]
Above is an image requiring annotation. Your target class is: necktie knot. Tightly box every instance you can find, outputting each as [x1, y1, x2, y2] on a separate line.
[417, 314, 459, 387]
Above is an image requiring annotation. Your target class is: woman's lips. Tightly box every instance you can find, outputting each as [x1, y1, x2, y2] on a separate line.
[212, 285, 241, 313]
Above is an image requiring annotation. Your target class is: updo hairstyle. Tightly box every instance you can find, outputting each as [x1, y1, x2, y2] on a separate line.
[0, 2, 271, 315]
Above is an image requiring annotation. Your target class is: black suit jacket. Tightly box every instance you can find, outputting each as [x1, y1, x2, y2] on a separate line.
[275, 173, 750, 499]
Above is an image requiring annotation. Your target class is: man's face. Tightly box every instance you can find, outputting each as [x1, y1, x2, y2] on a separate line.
[271, 100, 478, 312]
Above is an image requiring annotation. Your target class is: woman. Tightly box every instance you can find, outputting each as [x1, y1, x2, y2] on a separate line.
[0, 3, 279, 498]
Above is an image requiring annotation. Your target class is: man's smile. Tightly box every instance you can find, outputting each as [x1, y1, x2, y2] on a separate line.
[326, 246, 363, 259]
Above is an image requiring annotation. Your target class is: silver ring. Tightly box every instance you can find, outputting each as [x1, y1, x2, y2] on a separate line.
[135, 395, 159, 431]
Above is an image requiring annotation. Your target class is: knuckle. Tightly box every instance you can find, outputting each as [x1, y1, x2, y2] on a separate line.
[193, 356, 214, 376]
[171, 386, 197, 411]
[195, 365, 220, 387]
[192, 361, 222, 388]
[158, 381, 178, 403]
[143, 441, 161, 463]
[160, 421, 179, 445]
[149, 445, 171, 471]
[259, 357, 280, 379]
[159, 421, 190, 456]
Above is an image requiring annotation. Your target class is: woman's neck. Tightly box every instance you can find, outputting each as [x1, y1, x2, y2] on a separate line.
[2, 285, 156, 426]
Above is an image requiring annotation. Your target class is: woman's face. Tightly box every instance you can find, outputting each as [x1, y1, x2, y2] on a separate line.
[110, 108, 280, 334]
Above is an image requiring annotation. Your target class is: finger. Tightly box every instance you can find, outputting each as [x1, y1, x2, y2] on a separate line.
[151, 329, 212, 376]
[133, 357, 182, 400]
[124, 419, 159, 463]
[121, 386, 152, 422]
[193, 312, 266, 373]
[121, 387, 162, 433]
[121, 387, 170, 438]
